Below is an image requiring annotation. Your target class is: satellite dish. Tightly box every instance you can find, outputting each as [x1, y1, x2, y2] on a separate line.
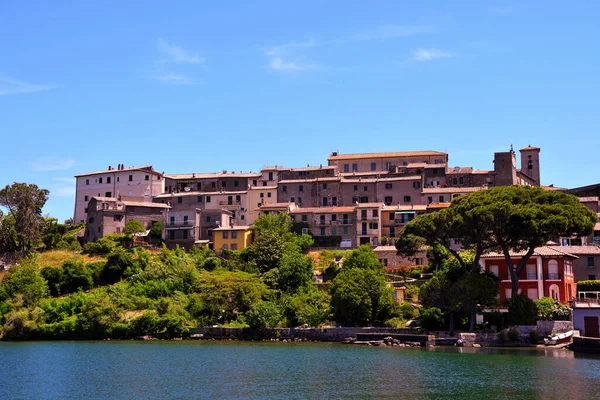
[184, 187, 191, 192]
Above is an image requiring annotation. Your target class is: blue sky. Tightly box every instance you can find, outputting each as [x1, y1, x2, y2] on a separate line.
[1, 1, 599, 221]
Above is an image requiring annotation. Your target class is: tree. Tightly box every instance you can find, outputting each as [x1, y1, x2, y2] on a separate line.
[398, 186, 597, 298]
[253, 213, 292, 236]
[0, 183, 49, 252]
[0, 257, 48, 306]
[123, 219, 145, 235]
[276, 251, 314, 294]
[342, 245, 383, 271]
[150, 220, 163, 243]
[244, 230, 287, 273]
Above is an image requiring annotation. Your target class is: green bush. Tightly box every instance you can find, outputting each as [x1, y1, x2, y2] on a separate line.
[530, 330, 541, 344]
[61, 260, 94, 294]
[83, 237, 116, 255]
[40, 267, 63, 297]
[245, 301, 284, 328]
[202, 257, 222, 271]
[577, 280, 600, 292]
[398, 302, 418, 320]
[508, 293, 538, 325]
[420, 307, 443, 331]
[404, 284, 419, 301]
[535, 297, 555, 321]
[384, 317, 405, 328]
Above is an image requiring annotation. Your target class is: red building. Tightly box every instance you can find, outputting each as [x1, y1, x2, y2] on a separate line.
[481, 246, 576, 304]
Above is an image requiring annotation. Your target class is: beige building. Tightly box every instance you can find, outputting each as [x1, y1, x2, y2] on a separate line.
[247, 186, 279, 224]
[85, 196, 170, 242]
[356, 203, 384, 246]
[290, 206, 357, 247]
[327, 150, 448, 173]
[74, 165, 164, 224]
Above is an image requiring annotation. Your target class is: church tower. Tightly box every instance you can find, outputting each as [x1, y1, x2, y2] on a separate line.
[519, 145, 541, 186]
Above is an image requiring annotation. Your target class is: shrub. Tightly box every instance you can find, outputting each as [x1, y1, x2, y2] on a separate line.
[83, 237, 116, 255]
[55, 240, 70, 250]
[61, 260, 94, 294]
[530, 330, 541, 344]
[245, 301, 284, 329]
[398, 302, 418, 320]
[202, 257, 222, 272]
[40, 267, 63, 297]
[577, 280, 600, 292]
[404, 284, 419, 301]
[507, 328, 519, 341]
[420, 307, 443, 331]
[384, 317, 406, 328]
[535, 297, 555, 321]
[508, 293, 538, 325]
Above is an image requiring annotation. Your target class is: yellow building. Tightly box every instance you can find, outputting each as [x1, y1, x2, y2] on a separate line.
[212, 225, 253, 253]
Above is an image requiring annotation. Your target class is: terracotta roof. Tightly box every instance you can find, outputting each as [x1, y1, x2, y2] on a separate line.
[288, 165, 337, 171]
[154, 191, 247, 198]
[579, 197, 600, 203]
[373, 245, 398, 252]
[290, 206, 356, 214]
[520, 145, 541, 152]
[259, 202, 295, 209]
[356, 202, 384, 208]
[122, 200, 170, 209]
[261, 166, 289, 171]
[213, 225, 253, 231]
[279, 177, 341, 184]
[550, 246, 600, 255]
[341, 178, 382, 184]
[382, 204, 427, 211]
[75, 165, 160, 178]
[541, 185, 565, 191]
[427, 203, 451, 209]
[165, 172, 261, 179]
[423, 164, 447, 169]
[248, 186, 278, 190]
[327, 151, 448, 161]
[422, 187, 483, 194]
[446, 167, 474, 174]
[472, 170, 493, 175]
[482, 246, 578, 259]
[90, 196, 117, 202]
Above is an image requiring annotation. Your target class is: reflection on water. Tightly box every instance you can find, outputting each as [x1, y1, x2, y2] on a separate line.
[0, 341, 599, 399]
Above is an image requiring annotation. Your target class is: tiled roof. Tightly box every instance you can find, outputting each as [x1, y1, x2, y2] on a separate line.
[327, 151, 448, 161]
[261, 165, 289, 171]
[90, 196, 117, 202]
[288, 165, 337, 171]
[579, 197, 600, 203]
[279, 177, 341, 184]
[423, 164, 447, 169]
[427, 203, 451, 209]
[550, 245, 600, 255]
[472, 170, 493, 175]
[446, 167, 474, 174]
[290, 206, 356, 214]
[541, 185, 565, 191]
[75, 165, 160, 178]
[356, 202, 385, 208]
[422, 187, 483, 194]
[249, 186, 278, 190]
[213, 225, 253, 231]
[165, 172, 261, 179]
[520, 145, 541, 151]
[122, 200, 169, 208]
[482, 246, 578, 259]
[382, 204, 428, 211]
[259, 202, 295, 209]
[373, 245, 398, 252]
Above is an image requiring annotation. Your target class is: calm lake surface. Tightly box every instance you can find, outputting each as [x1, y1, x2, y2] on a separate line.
[0, 341, 599, 399]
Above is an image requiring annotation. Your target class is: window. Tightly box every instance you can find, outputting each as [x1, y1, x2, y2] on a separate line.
[588, 257, 595, 267]
[385, 183, 392, 189]
[222, 181, 227, 187]
[241, 215, 245, 220]
[182, 230, 188, 240]
[105, 192, 112, 197]
[236, 195, 241, 202]
[389, 227, 396, 237]
[413, 182, 421, 189]
[323, 197, 328, 206]
[107, 177, 111, 184]
[452, 178, 457, 185]
[372, 210, 378, 217]
[439, 195, 444, 203]
[369, 222, 378, 229]
[231, 244, 238, 250]
[99, 177, 103, 184]
[343, 227, 349, 235]
[404, 196, 411, 203]
[384, 196, 392, 205]
[489, 265, 499, 277]
[298, 197, 302, 204]
[352, 163, 358, 172]
[206, 196, 211, 203]
[198, 196, 203, 202]
[263, 182, 267, 187]
[222, 243, 228, 250]
[268, 172, 273, 180]
[320, 215, 326, 224]
[364, 186, 368, 192]
[386, 162, 391, 170]
[428, 196, 433, 204]
[145, 189, 150, 196]
[359, 196, 368, 203]
[178, 197, 182, 204]
[169, 231, 175, 240]
[344, 164, 349, 172]
[231, 231, 238, 239]
[283, 185, 287, 192]
[459, 177, 464, 184]
[129, 175, 133, 181]
[260, 193, 264, 198]
[170, 216, 175, 226]
[354, 185, 358, 191]
[267, 192, 272, 198]
[206, 216, 211, 222]
[212, 182, 216, 188]
[86, 179, 89, 185]
[432, 169, 438, 175]
[84, 195, 89, 201]
[252, 180, 257, 186]
[84, 208, 88, 213]
[89, 217, 94, 223]
[332, 197, 337, 206]
[528, 160, 533, 169]
[223, 231, 229, 239]
[98, 226, 101, 233]
[371, 162, 376, 171]
[183, 215, 189, 225]
[589, 275, 596, 280]
[234, 180, 239, 187]
[332, 227, 337, 235]
[320, 227, 325, 236]
[290, 197, 295, 202]
[299, 185, 304, 192]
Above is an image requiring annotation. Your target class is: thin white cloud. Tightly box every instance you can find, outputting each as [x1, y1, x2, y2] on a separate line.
[32, 158, 75, 171]
[0, 76, 56, 96]
[157, 39, 204, 64]
[413, 48, 453, 61]
[265, 24, 433, 71]
[151, 74, 199, 85]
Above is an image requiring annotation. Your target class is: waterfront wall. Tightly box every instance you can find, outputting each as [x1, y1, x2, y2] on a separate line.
[191, 327, 419, 341]
[536, 321, 572, 336]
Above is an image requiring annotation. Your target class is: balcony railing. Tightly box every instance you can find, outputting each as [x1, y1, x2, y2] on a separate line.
[526, 273, 537, 280]
[166, 219, 194, 228]
[548, 273, 560, 280]
[339, 220, 352, 225]
[360, 216, 379, 221]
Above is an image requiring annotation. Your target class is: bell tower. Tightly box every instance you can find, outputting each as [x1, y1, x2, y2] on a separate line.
[519, 145, 541, 186]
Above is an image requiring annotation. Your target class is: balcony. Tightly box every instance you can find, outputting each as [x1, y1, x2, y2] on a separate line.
[360, 216, 379, 222]
[219, 200, 241, 206]
[316, 220, 332, 226]
[339, 220, 352, 225]
[166, 219, 195, 228]
[547, 273, 560, 280]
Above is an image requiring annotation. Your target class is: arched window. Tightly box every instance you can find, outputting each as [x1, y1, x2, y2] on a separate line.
[549, 284, 560, 301]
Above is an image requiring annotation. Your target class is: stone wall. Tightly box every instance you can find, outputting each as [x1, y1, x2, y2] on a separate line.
[536, 321, 573, 336]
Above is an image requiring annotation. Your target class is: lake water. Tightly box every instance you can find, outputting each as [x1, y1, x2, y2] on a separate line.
[0, 341, 599, 399]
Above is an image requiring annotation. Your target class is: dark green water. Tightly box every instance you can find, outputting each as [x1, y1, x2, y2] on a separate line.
[1, 341, 599, 399]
